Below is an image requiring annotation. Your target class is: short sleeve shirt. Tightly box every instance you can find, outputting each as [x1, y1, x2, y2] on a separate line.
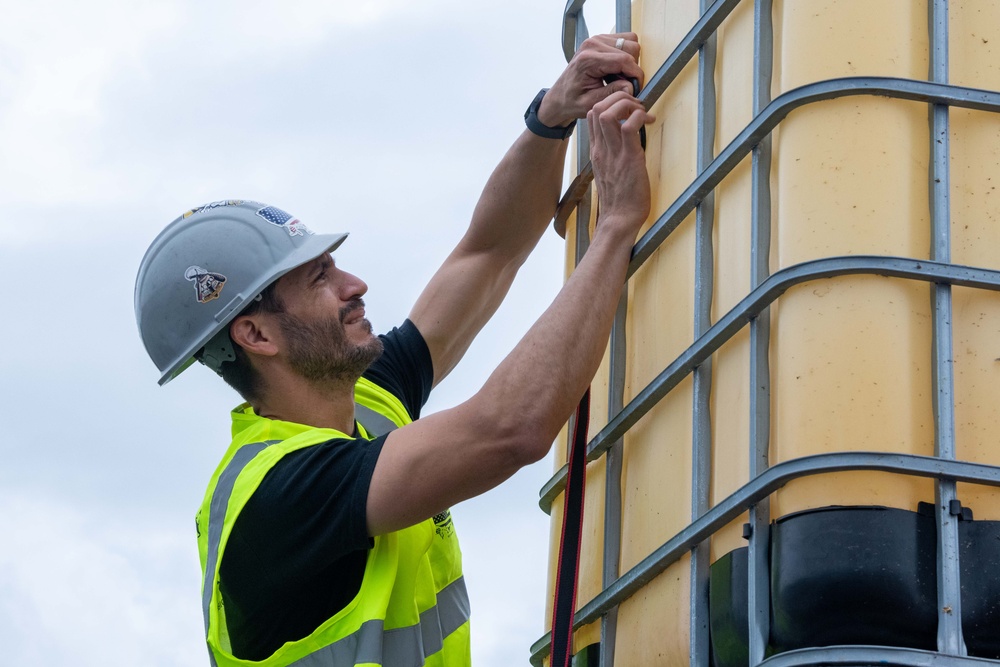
[219, 320, 434, 661]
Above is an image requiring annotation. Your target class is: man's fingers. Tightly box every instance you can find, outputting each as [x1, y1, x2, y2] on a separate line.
[593, 94, 646, 153]
[584, 33, 641, 60]
[577, 34, 643, 83]
[620, 109, 653, 150]
[587, 106, 605, 152]
[595, 92, 646, 120]
[587, 51, 645, 91]
[621, 108, 655, 134]
[589, 93, 655, 161]
[585, 80, 637, 110]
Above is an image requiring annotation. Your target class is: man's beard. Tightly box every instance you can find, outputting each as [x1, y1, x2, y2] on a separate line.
[278, 302, 384, 389]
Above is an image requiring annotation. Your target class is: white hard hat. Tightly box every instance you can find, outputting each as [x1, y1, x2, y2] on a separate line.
[134, 200, 347, 385]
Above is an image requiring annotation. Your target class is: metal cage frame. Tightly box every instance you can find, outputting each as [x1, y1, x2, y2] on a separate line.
[531, 1, 1000, 666]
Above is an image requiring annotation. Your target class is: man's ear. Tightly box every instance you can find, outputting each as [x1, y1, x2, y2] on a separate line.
[230, 314, 280, 357]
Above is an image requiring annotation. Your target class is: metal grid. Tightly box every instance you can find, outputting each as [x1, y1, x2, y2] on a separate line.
[532, 0, 1000, 665]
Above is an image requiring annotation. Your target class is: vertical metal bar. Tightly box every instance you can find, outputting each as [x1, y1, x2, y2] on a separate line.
[928, 0, 966, 656]
[616, 0, 631, 33]
[600, 289, 627, 667]
[748, 0, 774, 664]
[601, 7, 631, 666]
[691, 0, 717, 664]
[575, 14, 592, 267]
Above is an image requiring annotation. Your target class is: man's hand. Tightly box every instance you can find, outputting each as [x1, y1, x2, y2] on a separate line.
[538, 33, 644, 128]
[589, 91, 655, 235]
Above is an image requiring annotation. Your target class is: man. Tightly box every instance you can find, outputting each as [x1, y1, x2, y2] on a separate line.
[135, 33, 653, 667]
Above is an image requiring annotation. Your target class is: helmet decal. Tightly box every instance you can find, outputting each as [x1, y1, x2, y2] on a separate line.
[184, 266, 227, 304]
[255, 205, 313, 237]
[181, 200, 245, 219]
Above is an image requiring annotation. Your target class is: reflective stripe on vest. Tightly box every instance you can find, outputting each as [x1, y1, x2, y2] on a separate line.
[287, 577, 470, 667]
[354, 403, 399, 437]
[202, 439, 279, 636]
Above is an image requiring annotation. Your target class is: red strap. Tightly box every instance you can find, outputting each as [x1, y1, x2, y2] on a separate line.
[550, 388, 591, 667]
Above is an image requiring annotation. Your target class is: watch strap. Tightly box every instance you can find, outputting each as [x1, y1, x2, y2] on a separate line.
[524, 88, 577, 140]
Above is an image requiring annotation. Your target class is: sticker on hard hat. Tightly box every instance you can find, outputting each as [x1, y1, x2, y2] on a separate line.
[256, 205, 313, 237]
[181, 200, 244, 218]
[184, 266, 227, 304]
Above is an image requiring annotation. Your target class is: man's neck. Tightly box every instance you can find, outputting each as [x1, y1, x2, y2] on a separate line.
[254, 370, 359, 434]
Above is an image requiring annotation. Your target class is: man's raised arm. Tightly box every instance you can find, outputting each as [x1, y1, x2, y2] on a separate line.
[410, 33, 644, 386]
[369, 91, 655, 536]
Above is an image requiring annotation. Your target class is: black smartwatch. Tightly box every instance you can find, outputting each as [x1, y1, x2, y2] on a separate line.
[524, 88, 577, 140]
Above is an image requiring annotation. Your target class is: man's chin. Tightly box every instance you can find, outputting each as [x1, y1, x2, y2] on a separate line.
[355, 330, 384, 362]
[351, 318, 377, 340]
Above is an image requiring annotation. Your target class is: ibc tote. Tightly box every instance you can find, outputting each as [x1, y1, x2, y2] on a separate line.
[535, 1, 1000, 666]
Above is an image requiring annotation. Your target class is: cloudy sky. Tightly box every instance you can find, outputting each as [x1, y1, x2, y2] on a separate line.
[0, 1, 619, 665]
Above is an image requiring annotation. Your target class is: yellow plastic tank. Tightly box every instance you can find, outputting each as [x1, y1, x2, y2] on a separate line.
[541, 1, 1000, 665]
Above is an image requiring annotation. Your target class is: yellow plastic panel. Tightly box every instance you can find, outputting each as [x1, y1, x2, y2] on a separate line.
[951, 109, 1000, 272]
[544, 434, 567, 631]
[709, 327, 751, 560]
[770, 277, 935, 516]
[621, 377, 694, 572]
[773, 99, 930, 267]
[614, 557, 691, 666]
[949, 98, 1000, 516]
[576, 337, 612, 613]
[773, 0, 928, 94]
[636, 0, 701, 218]
[713, 0, 755, 151]
[950, 1, 1000, 91]
[953, 286, 1000, 519]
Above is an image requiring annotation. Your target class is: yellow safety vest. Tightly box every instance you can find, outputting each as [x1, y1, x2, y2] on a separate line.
[196, 377, 471, 666]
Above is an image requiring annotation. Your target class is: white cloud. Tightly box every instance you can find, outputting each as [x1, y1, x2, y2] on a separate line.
[0, 491, 204, 667]
[0, 0, 177, 208]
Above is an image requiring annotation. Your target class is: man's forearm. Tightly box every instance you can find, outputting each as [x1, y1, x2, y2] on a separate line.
[470, 92, 655, 456]
[473, 219, 637, 447]
[460, 127, 570, 262]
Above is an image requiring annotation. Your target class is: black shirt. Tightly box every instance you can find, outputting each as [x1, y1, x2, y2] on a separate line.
[219, 320, 433, 660]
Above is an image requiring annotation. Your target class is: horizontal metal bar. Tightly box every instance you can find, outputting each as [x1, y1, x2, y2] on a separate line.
[538, 255, 1000, 512]
[529, 452, 1000, 665]
[555, 0, 742, 234]
[627, 77, 1000, 277]
[759, 645, 999, 666]
[555, 76, 1000, 243]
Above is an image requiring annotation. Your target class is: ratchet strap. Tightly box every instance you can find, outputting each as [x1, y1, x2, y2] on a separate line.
[550, 388, 591, 667]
